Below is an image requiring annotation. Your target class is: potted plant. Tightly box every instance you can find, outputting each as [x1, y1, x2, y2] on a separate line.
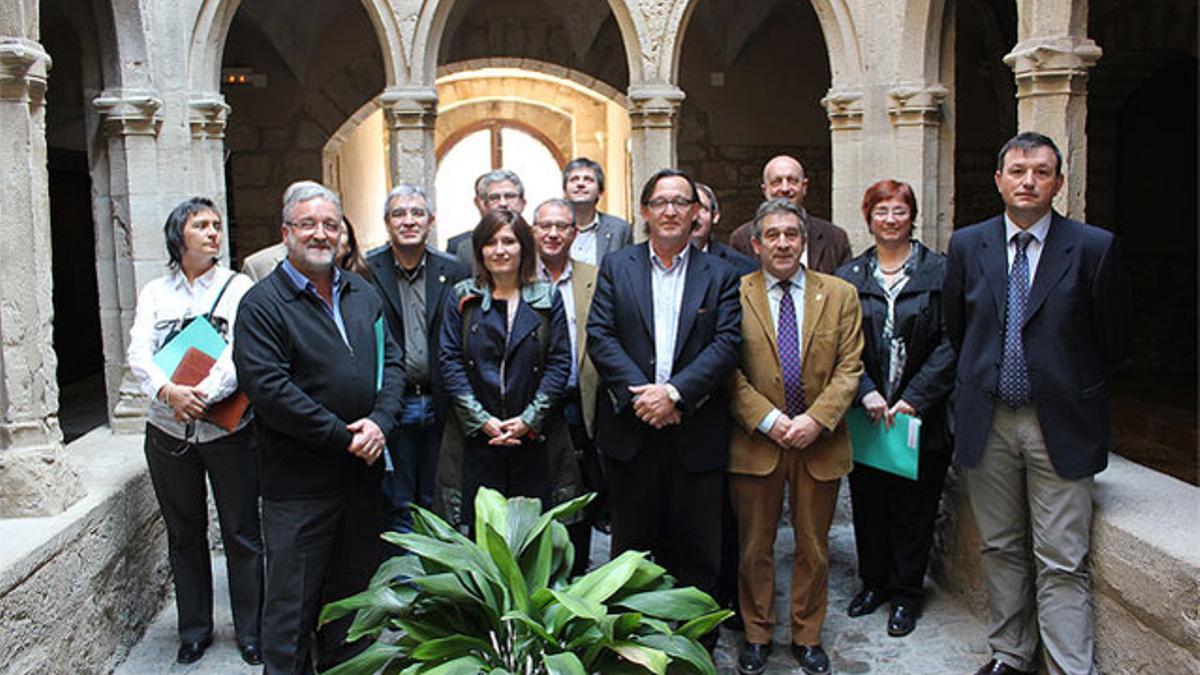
[319, 487, 731, 674]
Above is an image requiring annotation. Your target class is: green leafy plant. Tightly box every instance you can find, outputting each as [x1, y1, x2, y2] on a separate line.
[319, 487, 731, 674]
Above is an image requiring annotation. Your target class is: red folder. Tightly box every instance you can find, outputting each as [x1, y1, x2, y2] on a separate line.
[172, 347, 250, 432]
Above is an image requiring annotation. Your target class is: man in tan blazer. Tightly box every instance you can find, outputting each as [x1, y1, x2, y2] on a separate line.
[730, 198, 863, 675]
[532, 198, 601, 575]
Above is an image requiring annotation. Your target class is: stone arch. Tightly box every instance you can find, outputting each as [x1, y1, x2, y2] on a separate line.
[900, 0, 951, 82]
[409, 0, 645, 87]
[663, 0, 864, 87]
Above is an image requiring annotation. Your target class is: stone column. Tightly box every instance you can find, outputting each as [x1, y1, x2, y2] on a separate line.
[887, 82, 952, 249]
[821, 87, 866, 249]
[382, 86, 437, 188]
[92, 89, 165, 434]
[627, 82, 684, 241]
[189, 94, 232, 218]
[1004, 37, 1101, 219]
[0, 36, 85, 516]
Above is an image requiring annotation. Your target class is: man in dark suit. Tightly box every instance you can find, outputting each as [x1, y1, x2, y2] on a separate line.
[446, 170, 526, 269]
[944, 132, 1132, 675]
[586, 168, 742, 613]
[729, 155, 851, 274]
[693, 181, 759, 276]
[367, 184, 469, 540]
[563, 157, 632, 266]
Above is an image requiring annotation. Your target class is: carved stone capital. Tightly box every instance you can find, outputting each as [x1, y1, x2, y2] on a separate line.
[381, 86, 438, 131]
[888, 82, 948, 127]
[93, 89, 164, 137]
[821, 88, 864, 131]
[0, 38, 51, 104]
[189, 94, 231, 140]
[1003, 37, 1103, 98]
[627, 82, 685, 130]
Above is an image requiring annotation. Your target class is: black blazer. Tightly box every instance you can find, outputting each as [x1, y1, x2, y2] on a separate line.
[366, 245, 469, 432]
[836, 241, 956, 453]
[943, 212, 1132, 479]
[586, 243, 742, 472]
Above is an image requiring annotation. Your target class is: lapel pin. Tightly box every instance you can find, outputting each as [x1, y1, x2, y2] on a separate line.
[438, 275, 446, 283]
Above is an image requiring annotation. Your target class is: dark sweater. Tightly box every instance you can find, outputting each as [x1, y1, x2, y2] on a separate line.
[233, 264, 404, 498]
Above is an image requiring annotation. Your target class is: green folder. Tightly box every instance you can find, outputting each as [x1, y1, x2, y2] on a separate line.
[152, 316, 227, 376]
[847, 408, 921, 480]
[374, 317, 385, 391]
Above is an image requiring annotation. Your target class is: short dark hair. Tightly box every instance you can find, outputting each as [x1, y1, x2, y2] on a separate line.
[639, 168, 698, 207]
[472, 209, 537, 287]
[164, 197, 220, 270]
[562, 157, 605, 193]
[752, 198, 807, 240]
[861, 179, 917, 225]
[696, 182, 720, 216]
[996, 132, 1062, 176]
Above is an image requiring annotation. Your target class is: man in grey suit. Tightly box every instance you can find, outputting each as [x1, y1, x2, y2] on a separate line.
[944, 132, 1131, 675]
[563, 157, 631, 266]
[446, 169, 526, 270]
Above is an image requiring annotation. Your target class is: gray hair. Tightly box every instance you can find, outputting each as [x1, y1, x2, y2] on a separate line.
[476, 169, 525, 199]
[383, 184, 434, 218]
[282, 182, 342, 224]
[533, 198, 576, 225]
[696, 182, 719, 216]
[751, 198, 807, 240]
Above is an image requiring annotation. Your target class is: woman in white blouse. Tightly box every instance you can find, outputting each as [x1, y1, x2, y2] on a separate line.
[126, 197, 263, 666]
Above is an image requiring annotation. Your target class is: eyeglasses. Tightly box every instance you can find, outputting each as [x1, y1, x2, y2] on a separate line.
[871, 207, 911, 220]
[388, 208, 428, 220]
[647, 197, 694, 211]
[533, 221, 574, 233]
[485, 192, 521, 204]
[287, 219, 342, 234]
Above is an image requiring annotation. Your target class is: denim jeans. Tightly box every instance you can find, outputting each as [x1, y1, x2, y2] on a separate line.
[382, 395, 440, 541]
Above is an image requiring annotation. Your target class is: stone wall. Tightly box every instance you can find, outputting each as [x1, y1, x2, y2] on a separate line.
[0, 430, 169, 675]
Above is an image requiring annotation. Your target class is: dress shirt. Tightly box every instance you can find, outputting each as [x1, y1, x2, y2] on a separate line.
[571, 213, 600, 266]
[538, 258, 579, 388]
[649, 243, 691, 385]
[394, 253, 430, 386]
[1004, 210, 1052, 285]
[756, 266, 807, 434]
[127, 265, 253, 442]
[281, 258, 350, 348]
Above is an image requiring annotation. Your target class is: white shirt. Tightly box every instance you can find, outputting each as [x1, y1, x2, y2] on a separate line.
[757, 266, 807, 434]
[538, 258, 578, 388]
[1004, 210, 1052, 285]
[571, 214, 600, 266]
[127, 265, 253, 442]
[649, 243, 690, 385]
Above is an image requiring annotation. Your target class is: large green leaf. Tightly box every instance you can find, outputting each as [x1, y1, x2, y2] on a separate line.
[410, 572, 481, 607]
[600, 612, 644, 641]
[621, 557, 669, 592]
[500, 610, 556, 644]
[548, 588, 606, 624]
[410, 634, 493, 661]
[370, 556, 425, 588]
[614, 588, 719, 621]
[320, 585, 414, 625]
[318, 641, 402, 675]
[504, 496, 544, 556]
[345, 606, 390, 642]
[569, 550, 644, 603]
[676, 609, 733, 641]
[474, 487, 510, 548]
[518, 493, 594, 553]
[611, 641, 669, 674]
[391, 533, 500, 584]
[521, 524, 555, 592]
[635, 633, 716, 675]
[411, 505, 474, 546]
[483, 523, 528, 614]
[417, 654, 489, 674]
[543, 651, 588, 675]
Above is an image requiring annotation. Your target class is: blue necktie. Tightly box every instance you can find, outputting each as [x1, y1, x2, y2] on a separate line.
[777, 281, 807, 416]
[999, 233, 1033, 408]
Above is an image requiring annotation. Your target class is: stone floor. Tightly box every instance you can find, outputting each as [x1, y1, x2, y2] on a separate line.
[116, 493, 989, 674]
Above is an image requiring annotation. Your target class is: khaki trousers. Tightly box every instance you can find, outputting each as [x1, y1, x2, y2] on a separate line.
[965, 405, 1098, 675]
[731, 450, 839, 646]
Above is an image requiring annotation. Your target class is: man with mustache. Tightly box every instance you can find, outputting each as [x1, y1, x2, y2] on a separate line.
[234, 183, 405, 674]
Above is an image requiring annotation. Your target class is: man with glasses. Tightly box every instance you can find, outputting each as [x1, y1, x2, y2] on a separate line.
[587, 169, 742, 647]
[531, 198, 603, 574]
[241, 180, 322, 282]
[366, 185, 468, 545]
[562, 157, 631, 265]
[446, 169, 527, 269]
[234, 183, 405, 674]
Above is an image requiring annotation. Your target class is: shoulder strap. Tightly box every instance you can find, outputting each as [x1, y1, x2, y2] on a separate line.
[206, 272, 238, 318]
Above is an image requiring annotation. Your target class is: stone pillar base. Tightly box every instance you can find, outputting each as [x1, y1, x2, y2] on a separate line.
[0, 445, 85, 517]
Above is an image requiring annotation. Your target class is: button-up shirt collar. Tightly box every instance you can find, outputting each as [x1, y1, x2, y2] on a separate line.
[538, 257, 578, 387]
[649, 243, 690, 384]
[1003, 209, 1052, 284]
[281, 258, 350, 347]
[571, 213, 601, 266]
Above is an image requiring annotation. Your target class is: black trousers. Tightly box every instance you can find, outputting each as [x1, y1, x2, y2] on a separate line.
[261, 481, 383, 675]
[848, 446, 951, 606]
[461, 438, 550, 518]
[563, 393, 605, 577]
[604, 432, 724, 599]
[143, 423, 263, 646]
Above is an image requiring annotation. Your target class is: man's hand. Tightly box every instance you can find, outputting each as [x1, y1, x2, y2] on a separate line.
[766, 414, 794, 447]
[885, 399, 917, 430]
[629, 383, 680, 428]
[782, 413, 822, 450]
[862, 390, 888, 425]
[162, 383, 207, 423]
[347, 418, 385, 465]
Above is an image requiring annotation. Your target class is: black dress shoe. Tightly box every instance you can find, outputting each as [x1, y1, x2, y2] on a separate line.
[886, 603, 918, 637]
[176, 637, 212, 664]
[238, 643, 263, 666]
[847, 588, 887, 617]
[972, 659, 1034, 675]
[737, 642, 771, 675]
[791, 643, 830, 674]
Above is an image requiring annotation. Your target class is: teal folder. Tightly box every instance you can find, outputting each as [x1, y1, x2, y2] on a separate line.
[152, 317, 227, 377]
[847, 408, 921, 480]
[374, 317, 385, 391]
